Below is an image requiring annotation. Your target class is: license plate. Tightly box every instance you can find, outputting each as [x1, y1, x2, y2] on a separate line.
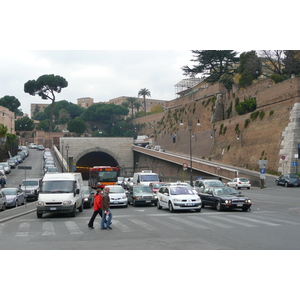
[237, 203, 243, 207]
[50, 207, 57, 210]
[185, 203, 193, 206]
[146, 200, 151, 203]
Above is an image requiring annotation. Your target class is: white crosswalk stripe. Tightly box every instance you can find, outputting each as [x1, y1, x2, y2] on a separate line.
[230, 215, 281, 226]
[42, 221, 55, 236]
[169, 216, 209, 229]
[113, 220, 132, 232]
[64, 221, 83, 234]
[15, 222, 30, 236]
[207, 215, 257, 228]
[129, 219, 156, 231]
[189, 216, 234, 228]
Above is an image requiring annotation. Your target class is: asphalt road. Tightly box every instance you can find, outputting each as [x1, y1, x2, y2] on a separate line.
[1, 149, 300, 250]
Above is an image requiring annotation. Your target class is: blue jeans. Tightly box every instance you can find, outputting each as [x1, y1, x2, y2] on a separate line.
[101, 209, 112, 229]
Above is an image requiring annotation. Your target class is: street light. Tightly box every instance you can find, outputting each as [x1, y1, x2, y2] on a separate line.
[180, 116, 201, 186]
[61, 140, 64, 173]
[65, 144, 69, 172]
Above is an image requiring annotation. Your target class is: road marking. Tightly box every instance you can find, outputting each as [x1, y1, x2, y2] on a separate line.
[151, 217, 183, 230]
[15, 222, 30, 236]
[130, 219, 156, 231]
[169, 217, 209, 229]
[207, 215, 257, 228]
[42, 222, 55, 236]
[65, 221, 83, 234]
[189, 216, 234, 228]
[113, 220, 132, 232]
[231, 215, 281, 226]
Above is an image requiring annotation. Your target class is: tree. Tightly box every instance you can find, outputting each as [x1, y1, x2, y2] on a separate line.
[138, 88, 151, 115]
[15, 116, 35, 132]
[238, 51, 262, 87]
[0, 124, 7, 137]
[67, 117, 87, 135]
[124, 97, 138, 116]
[133, 101, 142, 114]
[0, 95, 21, 114]
[150, 104, 164, 114]
[283, 50, 300, 76]
[24, 74, 68, 133]
[182, 50, 239, 82]
[259, 50, 285, 76]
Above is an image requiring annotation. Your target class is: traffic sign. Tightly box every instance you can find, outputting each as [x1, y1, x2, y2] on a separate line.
[18, 166, 32, 170]
[292, 161, 298, 167]
[260, 168, 266, 174]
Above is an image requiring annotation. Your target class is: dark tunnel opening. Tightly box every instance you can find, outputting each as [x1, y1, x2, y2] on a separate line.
[75, 151, 119, 180]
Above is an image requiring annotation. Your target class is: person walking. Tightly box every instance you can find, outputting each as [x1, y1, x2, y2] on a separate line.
[88, 189, 103, 229]
[101, 186, 113, 230]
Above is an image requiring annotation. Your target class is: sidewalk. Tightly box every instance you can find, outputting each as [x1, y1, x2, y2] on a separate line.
[0, 201, 36, 223]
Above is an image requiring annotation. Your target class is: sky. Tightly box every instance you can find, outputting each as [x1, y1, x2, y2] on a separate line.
[0, 50, 195, 116]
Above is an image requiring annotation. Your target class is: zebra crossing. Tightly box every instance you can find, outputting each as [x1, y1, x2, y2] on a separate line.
[1, 211, 300, 238]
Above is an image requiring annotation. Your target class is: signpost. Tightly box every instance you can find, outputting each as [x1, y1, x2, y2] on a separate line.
[258, 160, 268, 188]
[18, 166, 32, 208]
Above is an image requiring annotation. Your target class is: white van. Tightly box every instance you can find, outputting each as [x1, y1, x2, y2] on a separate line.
[132, 170, 160, 186]
[36, 173, 84, 218]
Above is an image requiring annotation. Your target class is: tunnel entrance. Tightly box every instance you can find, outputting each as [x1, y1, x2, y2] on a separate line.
[76, 151, 119, 180]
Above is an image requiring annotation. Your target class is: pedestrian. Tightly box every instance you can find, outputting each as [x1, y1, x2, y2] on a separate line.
[88, 188, 103, 229]
[101, 186, 113, 230]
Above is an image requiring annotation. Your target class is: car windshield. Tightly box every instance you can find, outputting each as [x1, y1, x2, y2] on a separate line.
[239, 178, 249, 182]
[22, 180, 39, 186]
[206, 181, 224, 187]
[140, 174, 159, 182]
[82, 186, 91, 193]
[213, 187, 238, 196]
[170, 187, 194, 195]
[152, 183, 162, 189]
[289, 175, 299, 178]
[41, 181, 75, 193]
[134, 186, 152, 193]
[2, 188, 17, 195]
[109, 186, 125, 193]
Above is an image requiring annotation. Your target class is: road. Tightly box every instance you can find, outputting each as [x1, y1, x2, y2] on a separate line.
[1, 148, 300, 250]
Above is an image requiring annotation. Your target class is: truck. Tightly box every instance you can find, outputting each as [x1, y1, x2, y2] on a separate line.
[36, 173, 84, 218]
[132, 170, 160, 187]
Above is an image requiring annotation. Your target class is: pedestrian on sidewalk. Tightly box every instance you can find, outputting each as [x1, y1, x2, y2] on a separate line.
[101, 186, 113, 230]
[88, 189, 103, 229]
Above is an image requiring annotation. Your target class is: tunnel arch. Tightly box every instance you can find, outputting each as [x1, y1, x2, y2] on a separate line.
[74, 147, 121, 180]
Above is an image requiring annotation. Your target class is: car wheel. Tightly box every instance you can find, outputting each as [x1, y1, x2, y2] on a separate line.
[70, 205, 76, 217]
[285, 182, 288, 187]
[276, 180, 279, 185]
[79, 201, 84, 212]
[216, 201, 222, 211]
[195, 208, 201, 212]
[242, 207, 250, 212]
[37, 212, 43, 218]
[15, 200, 19, 207]
[168, 201, 174, 213]
[0, 203, 5, 211]
[133, 200, 136, 207]
[157, 200, 162, 209]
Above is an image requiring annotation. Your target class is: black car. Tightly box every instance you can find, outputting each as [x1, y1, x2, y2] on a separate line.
[199, 186, 252, 212]
[194, 179, 224, 195]
[127, 185, 157, 206]
[82, 186, 95, 208]
[275, 174, 300, 187]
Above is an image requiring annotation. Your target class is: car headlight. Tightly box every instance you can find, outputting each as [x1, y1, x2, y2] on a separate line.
[225, 200, 232, 204]
[63, 200, 73, 205]
[83, 197, 88, 201]
[37, 201, 45, 206]
[245, 199, 251, 203]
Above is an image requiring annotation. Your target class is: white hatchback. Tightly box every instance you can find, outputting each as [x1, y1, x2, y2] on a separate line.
[105, 185, 128, 208]
[226, 177, 251, 189]
[157, 185, 201, 212]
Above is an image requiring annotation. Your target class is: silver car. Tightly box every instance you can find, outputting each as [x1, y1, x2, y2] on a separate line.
[0, 190, 7, 211]
[20, 178, 41, 200]
[0, 162, 11, 174]
[2, 188, 25, 208]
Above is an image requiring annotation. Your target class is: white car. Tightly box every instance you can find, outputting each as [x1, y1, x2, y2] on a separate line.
[105, 185, 128, 207]
[226, 177, 251, 189]
[157, 184, 201, 212]
[29, 143, 37, 149]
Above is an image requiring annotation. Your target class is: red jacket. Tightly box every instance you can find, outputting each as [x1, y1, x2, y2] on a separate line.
[93, 193, 102, 211]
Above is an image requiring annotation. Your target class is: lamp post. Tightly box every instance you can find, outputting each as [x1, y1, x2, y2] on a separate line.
[66, 144, 69, 172]
[61, 140, 64, 173]
[180, 116, 201, 186]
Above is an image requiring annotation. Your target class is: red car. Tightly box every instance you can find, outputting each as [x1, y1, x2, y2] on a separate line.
[149, 182, 166, 193]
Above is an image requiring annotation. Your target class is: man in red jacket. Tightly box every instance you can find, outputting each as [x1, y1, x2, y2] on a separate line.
[88, 189, 103, 229]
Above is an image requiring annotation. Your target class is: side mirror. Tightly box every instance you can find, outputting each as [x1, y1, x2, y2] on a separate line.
[75, 188, 80, 195]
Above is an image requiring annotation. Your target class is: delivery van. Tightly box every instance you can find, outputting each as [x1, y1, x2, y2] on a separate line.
[132, 170, 160, 186]
[36, 173, 84, 218]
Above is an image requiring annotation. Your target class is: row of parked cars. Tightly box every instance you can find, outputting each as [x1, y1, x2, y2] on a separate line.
[0, 145, 32, 211]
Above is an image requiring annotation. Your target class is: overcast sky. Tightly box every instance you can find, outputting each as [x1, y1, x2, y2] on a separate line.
[0, 50, 196, 116]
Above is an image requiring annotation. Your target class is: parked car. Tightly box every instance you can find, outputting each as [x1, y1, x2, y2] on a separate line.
[29, 143, 37, 149]
[127, 185, 157, 206]
[105, 185, 128, 207]
[2, 187, 25, 208]
[82, 185, 94, 208]
[194, 179, 225, 194]
[20, 178, 41, 200]
[199, 186, 252, 212]
[0, 162, 11, 174]
[275, 174, 300, 187]
[226, 177, 251, 189]
[6, 158, 16, 169]
[117, 177, 125, 185]
[0, 165, 5, 175]
[0, 190, 7, 211]
[44, 166, 59, 174]
[37, 145, 45, 151]
[157, 184, 202, 212]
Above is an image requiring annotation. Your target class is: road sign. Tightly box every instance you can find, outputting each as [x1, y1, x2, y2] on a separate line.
[281, 156, 286, 160]
[292, 161, 297, 167]
[260, 168, 266, 174]
[18, 166, 32, 170]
